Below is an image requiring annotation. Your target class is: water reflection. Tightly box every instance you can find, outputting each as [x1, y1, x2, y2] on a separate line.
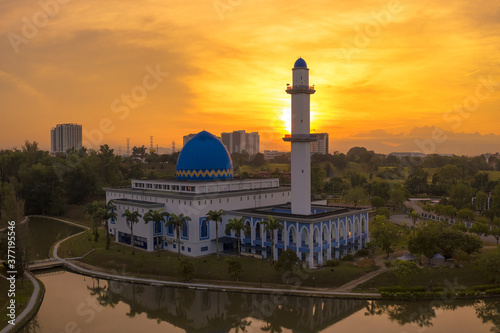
[100, 279, 366, 332]
[364, 299, 500, 332]
[19, 271, 500, 333]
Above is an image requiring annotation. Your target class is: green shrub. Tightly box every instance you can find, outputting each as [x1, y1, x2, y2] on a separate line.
[342, 254, 355, 261]
[325, 259, 340, 267]
[356, 249, 369, 257]
[473, 284, 500, 291]
[432, 287, 444, 292]
[384, 260, 392, 268]
[485, 288, 500, 295]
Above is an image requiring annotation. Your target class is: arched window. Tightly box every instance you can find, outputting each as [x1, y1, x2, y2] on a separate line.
[277, 228, 283, 243]
[322, 225, 328, 243]
[182, 221, 189, 239]
[313, 228, 319, 245]
[167, 223, 174, 235]
[245, 221, 251, 238]
[289, 226, 296, 245]
[362, 217, 366, 233]
[200, 220, 208, 239]
[301, 227, 309, 246]
[339, 222, 344, 239]
[255, 222, 261, 240]
[348, 220, 352, 238]
[331, 224, 337, 241]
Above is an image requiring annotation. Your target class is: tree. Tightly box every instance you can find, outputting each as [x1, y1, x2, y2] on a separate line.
[225, 217, 250, 255]
[143, 209, 170, 254]
[96, 200, 117, 250]
[390, 186, 408, 211]
[457, 208, 475, 223]
[345, 187, 367, 207]
[84, 200, 101, 240]
[441, 205, 457, 220]
[391, 260, 422, 287]
[226, 258, 243, 281]
[311, 167, 326, 193]
[408, 221, 442, 261]
[405, 167, 428, 195]
[460, 234, 482, 256]
[449, 182, 475, 210]
[407, 210, 420, 235]
[469, 219, 490, 237]
[206, 209, 225, 259]
[475, 190, 488, 215]
[371, 196, 386, 209]
[122, 209, 142, 255]
[490, 217, 500, 245]
[274, 249, 301, 275]
[167, 213, 191, 259]
[177, 257, 194, 281]
[370, 215, 403, 258]
[261, 216, 283, 262]
[475, 247, 500, 283]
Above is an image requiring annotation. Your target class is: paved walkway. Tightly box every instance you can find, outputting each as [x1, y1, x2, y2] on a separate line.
[0, 272, 42, 333]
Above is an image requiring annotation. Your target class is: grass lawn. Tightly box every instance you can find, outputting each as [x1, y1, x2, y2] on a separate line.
[487, 170, 500, 181]
[0, 268, 35, 331]
[59, 230, 377, 289]
[354, 247, 499, 292]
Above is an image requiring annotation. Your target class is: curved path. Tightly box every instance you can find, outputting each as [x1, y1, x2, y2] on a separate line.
[43, 216, 383, 299]
[0, 272, 42, 333]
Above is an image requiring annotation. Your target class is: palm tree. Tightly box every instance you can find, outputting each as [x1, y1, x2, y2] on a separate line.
[143, 209, 170, 254]
[261, 216, 283, 263]
[206, 209, 225, 259]
[225, 217, 250, 255]
[96, 200, 117, 250]
[407, 210, 420, 236]
[84, 200, 101, 238]
[122, 209, 142, 255]
[166, 213, 191, 259]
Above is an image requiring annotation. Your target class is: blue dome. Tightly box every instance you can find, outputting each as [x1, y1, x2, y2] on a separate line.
[294, 58, 307, 68]
[176, 131, 233, 180]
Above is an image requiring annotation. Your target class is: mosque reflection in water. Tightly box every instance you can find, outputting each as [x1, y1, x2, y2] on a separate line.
[99, 278, 365, 332]
[21, 273, 500, 333]
[87, 278, 500, 332]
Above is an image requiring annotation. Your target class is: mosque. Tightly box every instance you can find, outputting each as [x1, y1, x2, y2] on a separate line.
[104, 58, 370, 267]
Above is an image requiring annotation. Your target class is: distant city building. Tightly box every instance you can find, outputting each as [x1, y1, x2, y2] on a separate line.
[183, 134, 197, 147]
[50, 123, 82, 154]
[388, 152, 426, 158]
[264, 150, 288, 160]
[310, 133, 329, 154]
[221, 130, 260, 155]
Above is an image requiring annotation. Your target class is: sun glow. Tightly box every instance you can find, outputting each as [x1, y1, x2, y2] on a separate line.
[280, 107, 291, 134]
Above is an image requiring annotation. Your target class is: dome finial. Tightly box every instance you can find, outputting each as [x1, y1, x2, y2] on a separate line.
[294, 57, 307, 68]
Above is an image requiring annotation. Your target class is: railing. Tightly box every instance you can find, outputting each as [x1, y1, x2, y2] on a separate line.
[286, 85, 315, 90]
[283, 134, 317, 138]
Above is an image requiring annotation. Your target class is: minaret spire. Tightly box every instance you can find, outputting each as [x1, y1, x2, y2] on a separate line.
[283, 58, 317, 215]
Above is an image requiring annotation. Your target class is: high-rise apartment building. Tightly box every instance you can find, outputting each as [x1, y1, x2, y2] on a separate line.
[183, 134, 197, 147]
[50, 123, 82, 154]
[221, 130, 260, 155]
[310, 133, 329, 154]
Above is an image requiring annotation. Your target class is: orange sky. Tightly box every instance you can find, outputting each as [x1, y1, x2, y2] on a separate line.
[1, 0, 499, 153]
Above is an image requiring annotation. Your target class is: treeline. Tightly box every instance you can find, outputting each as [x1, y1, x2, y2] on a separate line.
[0, 142, 179, 217]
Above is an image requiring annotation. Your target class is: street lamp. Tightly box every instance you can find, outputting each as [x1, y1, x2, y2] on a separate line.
[208, 271, 211, 284]
[312, 277, 315, 290]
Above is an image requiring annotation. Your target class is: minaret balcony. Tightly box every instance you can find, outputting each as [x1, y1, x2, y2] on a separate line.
[283, 134, 318, 142]
[285, 85, 316, 94]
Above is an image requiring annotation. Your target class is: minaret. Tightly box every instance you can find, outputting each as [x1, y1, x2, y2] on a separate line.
[283, 58, 317, 215]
